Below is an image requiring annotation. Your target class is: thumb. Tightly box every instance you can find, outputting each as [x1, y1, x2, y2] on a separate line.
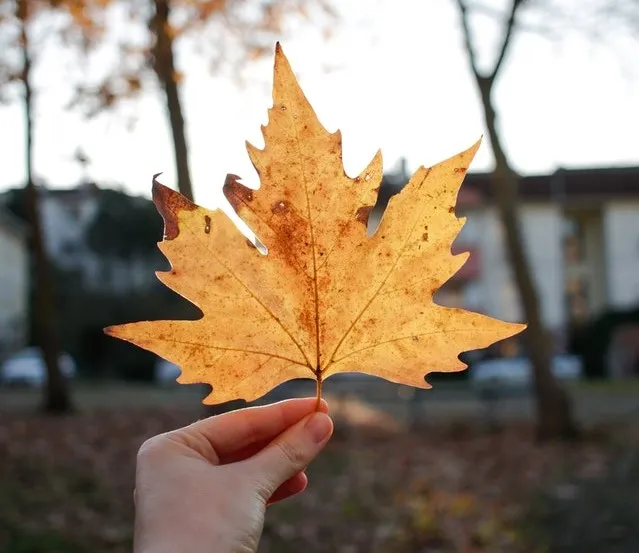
[248, 411, 333, 498]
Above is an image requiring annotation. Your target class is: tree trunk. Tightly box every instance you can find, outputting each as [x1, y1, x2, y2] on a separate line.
[149, 0, 235, 415]
[19, 0, 73, 414]
[150, 0, 194, 202]
[478, 84, 577, 440]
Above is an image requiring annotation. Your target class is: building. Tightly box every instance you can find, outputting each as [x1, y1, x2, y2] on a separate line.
[371, 163, 639, 355]
[0, 207, 28, 357]
[38, 181, 103, 286]
[1, 182, 162, 295]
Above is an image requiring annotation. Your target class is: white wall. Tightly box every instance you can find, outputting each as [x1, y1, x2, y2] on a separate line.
[604, 202, 639, 308]
[477, 205, 565, 330]
[39, 190, 151, 293]
[0, 223, 28, 352]
[41, 191, 100, 278]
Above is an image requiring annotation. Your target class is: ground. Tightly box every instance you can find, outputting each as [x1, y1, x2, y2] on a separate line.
[1, 381, 639, 553]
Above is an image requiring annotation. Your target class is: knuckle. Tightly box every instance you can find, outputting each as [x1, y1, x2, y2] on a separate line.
[275, 439, 306, 469]
[136, 435, 166, 460]
[251, 476, 274, 502]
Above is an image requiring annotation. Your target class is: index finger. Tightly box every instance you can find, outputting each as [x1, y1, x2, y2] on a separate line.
[179, 397, 329, 458]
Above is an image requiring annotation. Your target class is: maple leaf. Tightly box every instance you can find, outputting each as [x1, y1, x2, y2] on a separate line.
[105, 44, 525, 405]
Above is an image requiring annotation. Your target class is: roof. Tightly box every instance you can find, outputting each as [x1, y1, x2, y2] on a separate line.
[464, 166, 639, 204]
[380, 165, 639, 207]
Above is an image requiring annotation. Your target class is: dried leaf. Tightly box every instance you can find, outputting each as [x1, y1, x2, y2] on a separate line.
[105, 44, 525, 404]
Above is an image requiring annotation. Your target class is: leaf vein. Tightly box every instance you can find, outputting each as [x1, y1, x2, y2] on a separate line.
[332, 327, 501, 364]
[159, 336, 307, 367]
[324, 168, 434, 369]
[291, 113, 321, 371]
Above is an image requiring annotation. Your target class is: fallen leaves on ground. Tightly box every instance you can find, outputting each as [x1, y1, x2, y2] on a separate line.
[106, 44, 524, 404]
[1, 403, 637, 553]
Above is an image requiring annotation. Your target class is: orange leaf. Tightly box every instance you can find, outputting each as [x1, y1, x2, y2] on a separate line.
[105, 44, 525, 405]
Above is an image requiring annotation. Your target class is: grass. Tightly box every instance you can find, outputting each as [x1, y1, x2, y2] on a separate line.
[524, 446, 639, 553]
[570, 378, 639, 396]
[3, 530, 88, 553]
[1, 383, 639, 552]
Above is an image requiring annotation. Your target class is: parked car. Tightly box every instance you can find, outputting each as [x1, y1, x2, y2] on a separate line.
[0, 347, 76, 387]
[155, 358, 181, 386]
[470, 354, 583, 392]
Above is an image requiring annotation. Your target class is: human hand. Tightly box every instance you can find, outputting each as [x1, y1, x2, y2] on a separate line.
[133, 397, 333, 553]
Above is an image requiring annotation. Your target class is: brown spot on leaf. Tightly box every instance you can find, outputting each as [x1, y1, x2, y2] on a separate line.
[298, 300, 315, 338]
[271, 200, 289, 214]
[448, 206, 455, 214]
[204, 215, 211, 234]
[355, 206, 372, 226]
[223, 174, 252, 213]
[454, 167, 467, 174]
[152, 174, 196, 240]
[269, 197, 311, 272]
[422, 231, 429, 242]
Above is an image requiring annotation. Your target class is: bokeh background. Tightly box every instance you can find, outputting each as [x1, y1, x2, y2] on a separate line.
[1, 0, 639, 552]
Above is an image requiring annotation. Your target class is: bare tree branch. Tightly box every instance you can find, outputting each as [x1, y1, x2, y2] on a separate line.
[489, 0, 525, 82]
[456, 0, 528, 90]
[466, 2, 556, 37]
[454, 0, 483, 81]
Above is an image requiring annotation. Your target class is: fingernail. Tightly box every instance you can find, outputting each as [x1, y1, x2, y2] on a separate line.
[304, 412, 332, 443]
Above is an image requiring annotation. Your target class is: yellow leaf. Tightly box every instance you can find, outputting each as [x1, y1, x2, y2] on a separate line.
[448, 492, 477, 516]
[105, 43, 525, 405]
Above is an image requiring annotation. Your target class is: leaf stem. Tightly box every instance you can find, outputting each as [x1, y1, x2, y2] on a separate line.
[315, 372, 323, 411]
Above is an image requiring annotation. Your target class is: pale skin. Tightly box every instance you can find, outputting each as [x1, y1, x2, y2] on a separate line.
[134, 397, 333, 553]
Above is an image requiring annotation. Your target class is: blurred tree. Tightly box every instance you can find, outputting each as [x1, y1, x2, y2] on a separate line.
[70, 0, 335, 201]
[453, 0, 577, 440]
[85, 188, 163, 260]
[453, 0, 638, 439]
[0, 0, 94, 413]
[5, 184, 201, 382]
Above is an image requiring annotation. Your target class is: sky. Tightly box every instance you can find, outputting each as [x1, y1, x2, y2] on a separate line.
[0, 0, 638, 211]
